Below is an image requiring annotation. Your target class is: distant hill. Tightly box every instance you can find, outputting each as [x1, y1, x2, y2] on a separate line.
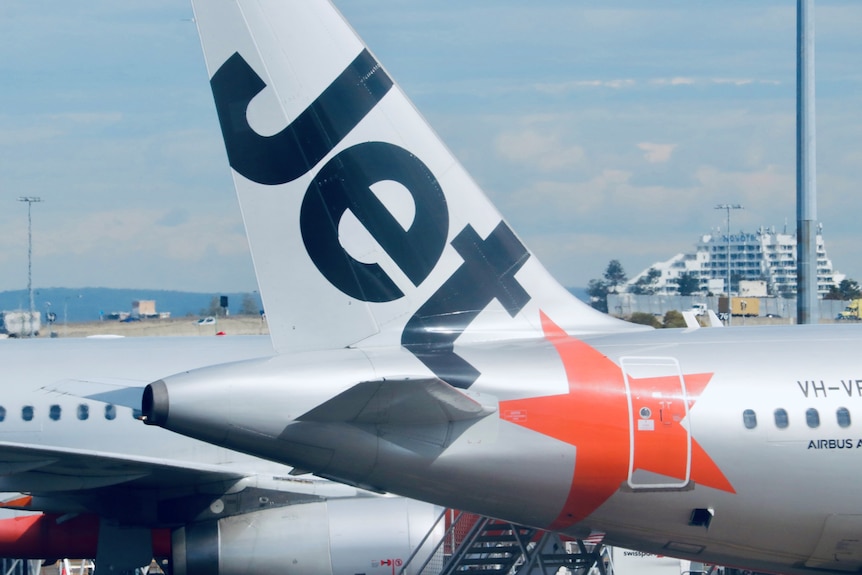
[0, 288, 262, 324]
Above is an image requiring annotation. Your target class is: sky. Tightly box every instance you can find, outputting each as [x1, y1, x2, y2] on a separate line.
[1, 1, 861, 293]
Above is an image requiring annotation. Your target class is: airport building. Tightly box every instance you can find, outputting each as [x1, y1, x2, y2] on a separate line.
[627, 226, 842, 297]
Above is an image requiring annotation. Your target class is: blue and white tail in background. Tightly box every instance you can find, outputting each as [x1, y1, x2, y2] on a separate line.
[191, 0, 637, 356]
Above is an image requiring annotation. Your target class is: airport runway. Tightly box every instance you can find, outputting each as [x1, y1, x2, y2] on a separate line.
[39, 316, 269, 338]
[38, 315, 807, 339]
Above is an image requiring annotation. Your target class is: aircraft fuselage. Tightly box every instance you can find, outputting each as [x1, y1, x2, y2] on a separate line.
[147, 321, 862, 575]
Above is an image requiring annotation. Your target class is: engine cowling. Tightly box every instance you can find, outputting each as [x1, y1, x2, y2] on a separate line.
[171, 497, 442, 575]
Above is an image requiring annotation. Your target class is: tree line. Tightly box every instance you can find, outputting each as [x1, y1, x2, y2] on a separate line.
[587, 259, 861, 314]
[587, 260, 699, 313]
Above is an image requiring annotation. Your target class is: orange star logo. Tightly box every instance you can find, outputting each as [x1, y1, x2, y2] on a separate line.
[500, 312, 734, 530]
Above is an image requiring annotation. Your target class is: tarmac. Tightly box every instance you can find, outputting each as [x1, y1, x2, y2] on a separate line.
[28, 314, 832, 339]
[40, 316, 269, 338]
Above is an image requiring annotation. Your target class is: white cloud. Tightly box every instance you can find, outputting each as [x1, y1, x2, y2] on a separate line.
[651, 77, 696, 86]
[504, 168, 703, 230]
[650, 77, 781, 87]
[693, 164, 793, 214]
[46, 112, 124, 125]
[0, 124, 64, 145]
[28, 209, 249, 261]
[535, 79, 636, 94]
[712, 78, 754, 86]
[495, 128, 585, 172]
[496, 157, 810, 287]
[637, 142, 677, 164]
[2, 0, 861, 293]
[532, 77, 781, 96]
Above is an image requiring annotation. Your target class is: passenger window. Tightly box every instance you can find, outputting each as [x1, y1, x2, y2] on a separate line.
[742, 409, 757, 429]
[77, 404, 89, 421]
[22, 406, 34, 422]
[837, 407, 851, 428]
[105, 404, 117, 421]
[774, 408, 789, 429]
[49, 405, 61, 421]
[0, 406, 5, 422]
[806, 408, 820, 428]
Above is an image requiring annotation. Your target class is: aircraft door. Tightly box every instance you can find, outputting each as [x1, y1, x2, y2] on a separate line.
[620, 357, 691, 489]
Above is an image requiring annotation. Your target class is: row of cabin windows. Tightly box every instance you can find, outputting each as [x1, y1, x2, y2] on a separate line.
[742, 407, 852, 430]
[2, 403, 853, 429]
[0, 404, 139, 422]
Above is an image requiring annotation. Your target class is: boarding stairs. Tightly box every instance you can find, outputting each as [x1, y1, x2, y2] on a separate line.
[401, 511, 608, 575]
[0, 559, 44, 575]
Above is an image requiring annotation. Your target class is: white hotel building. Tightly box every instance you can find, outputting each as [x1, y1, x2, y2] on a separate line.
[628, 226, 842, 297]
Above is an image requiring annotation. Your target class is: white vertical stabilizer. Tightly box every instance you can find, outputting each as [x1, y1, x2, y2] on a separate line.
[191, 0, 640, 354]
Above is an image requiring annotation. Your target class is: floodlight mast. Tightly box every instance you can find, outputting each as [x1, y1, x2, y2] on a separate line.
[715, 204, 743, 326]
[18, 196, 42, 338]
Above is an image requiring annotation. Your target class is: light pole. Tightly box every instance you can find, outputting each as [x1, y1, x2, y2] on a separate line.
[715, 204, 743, 326]
[796, 0, 818, 324]
[18, 196, 42, 338]
[44, 301, 54, 337]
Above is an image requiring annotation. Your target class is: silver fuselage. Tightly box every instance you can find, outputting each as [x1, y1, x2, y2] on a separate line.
[150, 323, 862, 575]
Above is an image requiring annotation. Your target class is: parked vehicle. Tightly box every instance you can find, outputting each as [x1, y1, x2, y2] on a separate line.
[0, 310, 41, 337]
[688, 303, 708, 316]
[836, 299, 862, 320]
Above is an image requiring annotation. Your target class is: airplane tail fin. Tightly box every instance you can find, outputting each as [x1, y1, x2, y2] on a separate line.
[191, 0, 641, 354]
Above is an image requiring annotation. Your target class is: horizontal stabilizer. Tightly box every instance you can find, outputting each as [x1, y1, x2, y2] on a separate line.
[0, 495, 33, 510]
[681, 311, 700, 329]
[707, 310, 724, 327]
[299, 378, 496, 426]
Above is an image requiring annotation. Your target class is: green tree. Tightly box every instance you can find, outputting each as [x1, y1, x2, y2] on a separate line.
[603, 259, 628, 293]
[587, 278, 609, 313]
[629, 267, 661, 295]
[628, 312, 660, 328]
[825, 278, 862, 300]
[662, 310, 687, 328]
[588, 260, 629, 313]
[674, 272, 700, 296]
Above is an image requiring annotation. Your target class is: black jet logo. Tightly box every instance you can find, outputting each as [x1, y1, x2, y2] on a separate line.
[209, 50, 531, 388]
